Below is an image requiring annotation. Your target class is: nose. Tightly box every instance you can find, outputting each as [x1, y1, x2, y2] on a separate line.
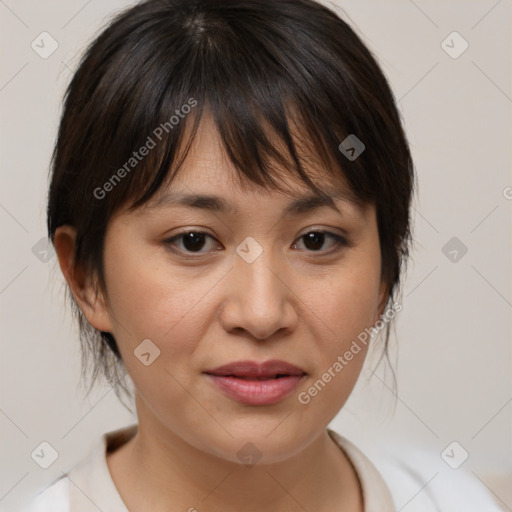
[218, 243, 299, 341]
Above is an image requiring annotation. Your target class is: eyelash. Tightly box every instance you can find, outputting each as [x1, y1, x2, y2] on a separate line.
[163, 230, 349, 257]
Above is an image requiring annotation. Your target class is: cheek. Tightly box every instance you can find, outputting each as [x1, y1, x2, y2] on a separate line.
[101, 246, 217, 418]
[102, 237, 224, 363]
[298, 258, 382, 404]
[308, 265, 381, 353]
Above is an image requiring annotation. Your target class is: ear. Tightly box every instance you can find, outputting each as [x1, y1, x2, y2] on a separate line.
[373, 278, 390, 324]
[53, 225, 113, 333]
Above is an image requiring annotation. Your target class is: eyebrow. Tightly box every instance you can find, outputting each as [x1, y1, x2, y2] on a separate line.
[147, 190, 364, 217]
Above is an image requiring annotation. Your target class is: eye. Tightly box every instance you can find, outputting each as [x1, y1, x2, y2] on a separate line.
[292, 231, 348, 254]
[163, 229, 348, 256]
[163, 231, 222, 254]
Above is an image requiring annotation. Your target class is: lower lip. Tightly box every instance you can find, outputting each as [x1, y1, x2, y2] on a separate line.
[206, 374, 305, 405]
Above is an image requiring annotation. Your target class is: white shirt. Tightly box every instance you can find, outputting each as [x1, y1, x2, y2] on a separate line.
[21, 424, 506, 512]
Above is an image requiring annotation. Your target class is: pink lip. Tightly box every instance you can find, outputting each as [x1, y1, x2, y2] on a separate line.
[204, 360, 306, 405]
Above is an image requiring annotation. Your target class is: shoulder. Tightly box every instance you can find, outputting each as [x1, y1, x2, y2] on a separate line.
[329, 430, 506, 512]
[20, 476, 70, 512]
[21, 424, 137, 512]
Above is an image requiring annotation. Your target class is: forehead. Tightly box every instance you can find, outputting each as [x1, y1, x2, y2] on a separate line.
[143, 113, 368, 217]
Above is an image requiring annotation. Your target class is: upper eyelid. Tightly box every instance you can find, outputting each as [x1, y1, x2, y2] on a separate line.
[164, 229, 348, 252]
[166, 227, 346, 241]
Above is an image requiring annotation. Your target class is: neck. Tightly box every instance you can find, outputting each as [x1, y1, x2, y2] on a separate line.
[107, 401, 363, 511]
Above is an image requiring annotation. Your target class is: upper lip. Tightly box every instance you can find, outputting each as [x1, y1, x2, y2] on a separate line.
[205, 360, 306, 378]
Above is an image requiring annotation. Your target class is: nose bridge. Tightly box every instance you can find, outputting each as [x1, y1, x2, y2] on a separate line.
[239, 244, 281, 308]
[220, 237, 297, 339]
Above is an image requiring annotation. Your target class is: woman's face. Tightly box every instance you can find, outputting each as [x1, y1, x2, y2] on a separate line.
[93, 117, 388, 464]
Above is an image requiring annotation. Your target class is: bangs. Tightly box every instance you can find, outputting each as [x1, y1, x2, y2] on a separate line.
[126, 102, 367, 213]
[75, 0, 382, 219]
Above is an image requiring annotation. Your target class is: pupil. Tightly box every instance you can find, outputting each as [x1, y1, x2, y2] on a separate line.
[304, 232, 324, 251]
[183, 232, 205, 252]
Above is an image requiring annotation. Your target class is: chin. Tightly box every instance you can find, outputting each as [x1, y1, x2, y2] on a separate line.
[197, 420, 317, 466]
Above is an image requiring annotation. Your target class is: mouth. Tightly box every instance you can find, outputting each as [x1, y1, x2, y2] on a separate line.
[205, 359, 306, 378]
[204, 360, 307, 405]
[213, 374, 295, 380]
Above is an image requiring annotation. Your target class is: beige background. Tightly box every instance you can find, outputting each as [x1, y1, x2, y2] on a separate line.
[1, 0, 511, 510]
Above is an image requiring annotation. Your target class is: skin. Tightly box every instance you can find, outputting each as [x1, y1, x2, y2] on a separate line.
[54, 116, 389, 512]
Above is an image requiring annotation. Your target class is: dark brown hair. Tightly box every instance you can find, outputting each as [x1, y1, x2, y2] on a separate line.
[48, 0, 415, 405]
